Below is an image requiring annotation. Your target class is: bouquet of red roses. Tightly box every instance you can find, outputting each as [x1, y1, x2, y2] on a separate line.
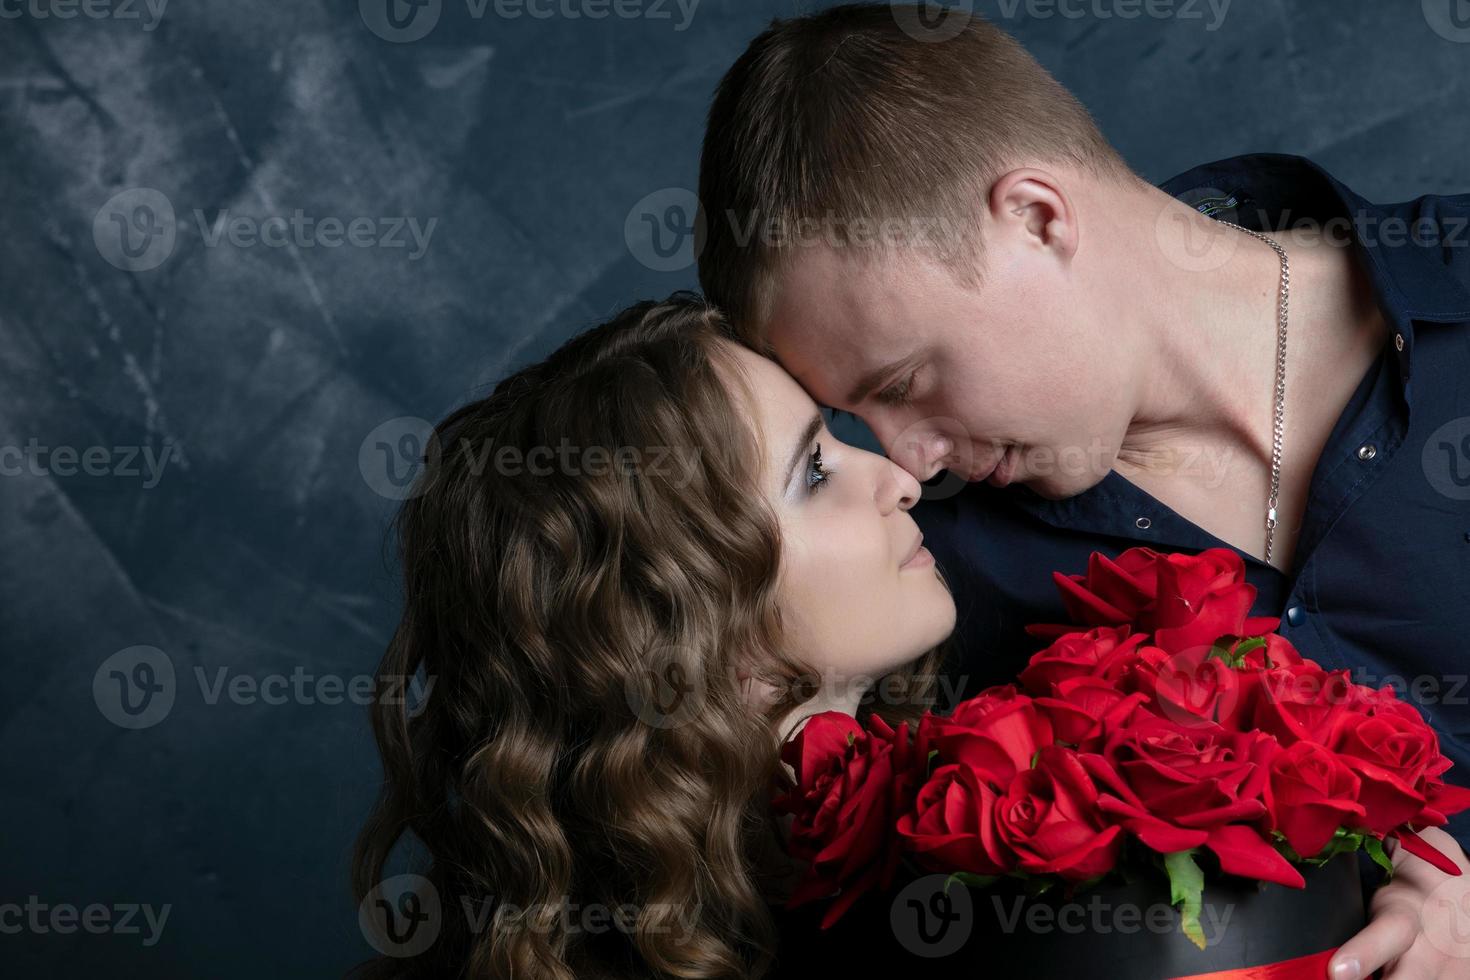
[773, 547, 1470, 950]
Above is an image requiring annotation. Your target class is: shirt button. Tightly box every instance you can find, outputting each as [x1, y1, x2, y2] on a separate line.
[1135, 516, 1152, 530]
[1357, 443, 1377, 461]
[1395, 332, 1405, 352]
[1286, 605, 1306, 627]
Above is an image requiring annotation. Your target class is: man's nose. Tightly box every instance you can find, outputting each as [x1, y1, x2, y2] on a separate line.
[885, 427, 951, 480]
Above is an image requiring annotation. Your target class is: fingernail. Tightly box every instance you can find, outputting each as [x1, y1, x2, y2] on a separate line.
[1330, 958, 1361, 980]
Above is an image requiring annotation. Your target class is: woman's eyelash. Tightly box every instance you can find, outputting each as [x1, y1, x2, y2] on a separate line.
[806, 444, 830, 494]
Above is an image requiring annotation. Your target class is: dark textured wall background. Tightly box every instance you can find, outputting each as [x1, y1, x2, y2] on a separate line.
[2, 1, 1467, 975]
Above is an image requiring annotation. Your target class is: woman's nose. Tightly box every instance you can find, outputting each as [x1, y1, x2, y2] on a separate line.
[879, 455, 923, 512]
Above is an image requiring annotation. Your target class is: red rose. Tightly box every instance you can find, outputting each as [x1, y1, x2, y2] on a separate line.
[772, 711, 922, 927]
[1247, 664, 1358, 747]
[1335, 690, 1470, 832]
[1083, 715, 1303, 887]
[1265, 741, 1366, 858]
[897, 763, 1015, 876]
[1236, 633, 1305, 670]
[925, 686, 1053, 788]
[1034, 676, 1150, 749]
[1150, 549, 1279, 654]
[1028, 547, 1163, 639]
[1027, 547, 1279, 644]
[1018, 626, 1149, 697]
[1328, 708, 1441, 835]
[1424, 778, 1470, 828]
[1130, 644, 1246, 729]
[995, 745, 1124, 880]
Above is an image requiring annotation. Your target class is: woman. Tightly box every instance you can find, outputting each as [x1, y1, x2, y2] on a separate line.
[351, 292, 957, 979]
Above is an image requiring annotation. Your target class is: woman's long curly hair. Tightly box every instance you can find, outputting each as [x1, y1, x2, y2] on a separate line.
[351, 293, 949, 979]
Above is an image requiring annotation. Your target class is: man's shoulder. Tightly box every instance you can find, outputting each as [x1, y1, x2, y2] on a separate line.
[1160, 153, 1470, 321]
[1375, 190, 1470, 302]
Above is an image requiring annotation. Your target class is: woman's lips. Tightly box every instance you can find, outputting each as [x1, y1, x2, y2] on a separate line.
[899, 538, 934, 571]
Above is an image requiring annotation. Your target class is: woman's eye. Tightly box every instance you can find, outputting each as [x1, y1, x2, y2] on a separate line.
[806, 444, 830, 494]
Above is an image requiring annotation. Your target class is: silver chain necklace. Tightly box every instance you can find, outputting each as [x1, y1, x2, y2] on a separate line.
[1220, 221, 1291, 565]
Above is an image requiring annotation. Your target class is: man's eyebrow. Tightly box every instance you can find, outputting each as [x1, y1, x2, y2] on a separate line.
[844, 354, 913, 407]
[783, 411, 825, 491]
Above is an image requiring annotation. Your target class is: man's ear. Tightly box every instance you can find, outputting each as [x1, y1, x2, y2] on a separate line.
[987, 167, 1080, 260]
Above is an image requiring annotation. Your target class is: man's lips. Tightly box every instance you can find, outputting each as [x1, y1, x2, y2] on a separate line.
[924, 444, 1017, 485]
[984, 445, 1016, 487]
[958, 445, 1014, 485]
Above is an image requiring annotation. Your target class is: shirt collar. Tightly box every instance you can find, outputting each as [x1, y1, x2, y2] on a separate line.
[1158, 153, 1470, 383]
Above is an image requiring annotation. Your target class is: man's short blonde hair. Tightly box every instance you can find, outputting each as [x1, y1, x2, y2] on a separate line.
[697, 2, 1139, 350]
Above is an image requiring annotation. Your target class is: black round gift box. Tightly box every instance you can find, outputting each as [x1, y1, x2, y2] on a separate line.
[767, 856, 1366, 979]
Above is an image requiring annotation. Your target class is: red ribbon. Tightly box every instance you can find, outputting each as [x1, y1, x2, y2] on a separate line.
[1168, 947, 1336, 980]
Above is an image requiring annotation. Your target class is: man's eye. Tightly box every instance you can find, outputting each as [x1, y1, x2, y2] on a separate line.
[877, 371, 916, 406]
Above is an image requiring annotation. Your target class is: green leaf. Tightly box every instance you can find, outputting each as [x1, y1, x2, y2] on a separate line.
[1206, 644, 1235, 666]
[1232, 636, 1267, 666]
[1029, 749, 1041, 769]
[942, 871, 999, 894]
[1274, 838, 1304, 864]
[1364, 836, 1395, 879]
[1164, 850, 1208, 950]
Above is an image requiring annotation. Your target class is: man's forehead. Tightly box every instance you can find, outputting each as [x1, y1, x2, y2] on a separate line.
[759, 246, 912, 398]
[764, 314, 867, 406]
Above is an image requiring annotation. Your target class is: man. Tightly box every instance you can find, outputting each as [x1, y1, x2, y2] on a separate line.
[696, 5, 1470, 978]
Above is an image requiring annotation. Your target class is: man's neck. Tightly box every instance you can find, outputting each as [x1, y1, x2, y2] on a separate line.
[1120, 191, 1386, 475]
[1086, 186, 1389, 569]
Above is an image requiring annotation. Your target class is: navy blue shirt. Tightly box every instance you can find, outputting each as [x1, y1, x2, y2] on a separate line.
[913, 153, 1470, 845]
